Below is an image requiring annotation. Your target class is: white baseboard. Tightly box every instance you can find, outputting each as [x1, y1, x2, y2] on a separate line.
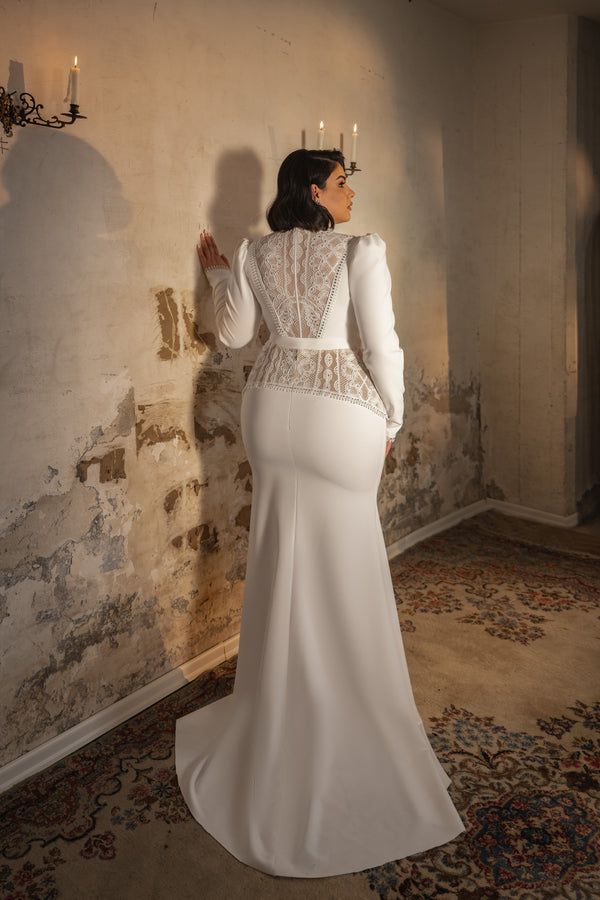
[385, 499, 489, 559]
[0, 634, 240, 795]
[486, 498, 580, 528]
[0, 496, 580, 794]
[385, 497, 579, 559]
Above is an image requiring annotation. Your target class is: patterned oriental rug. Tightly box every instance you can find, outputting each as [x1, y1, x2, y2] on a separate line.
[1, 510, 599, 899]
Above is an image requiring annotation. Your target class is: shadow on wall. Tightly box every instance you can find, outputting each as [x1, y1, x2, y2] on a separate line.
[0, 126, 140, 766]
[0, 127, 131, 497]
[182, 148, 268, 643]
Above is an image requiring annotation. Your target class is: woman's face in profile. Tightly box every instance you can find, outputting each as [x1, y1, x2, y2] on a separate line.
[312, 163, 356, 225]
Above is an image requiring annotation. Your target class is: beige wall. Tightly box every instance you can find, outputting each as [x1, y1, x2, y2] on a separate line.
[0, 0, 479, 767]
[473, 14, 574, 516]
[574, 17, 600, 516]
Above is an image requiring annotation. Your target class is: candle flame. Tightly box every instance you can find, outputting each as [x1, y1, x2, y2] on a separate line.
[353, 122, 358, 133]
[74, 55, 78, 66]
[319, 120, 324, 129]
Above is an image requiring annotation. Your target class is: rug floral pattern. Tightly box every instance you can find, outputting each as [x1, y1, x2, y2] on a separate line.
[1, 516, 598, 899]
[390, 517, 600, 644]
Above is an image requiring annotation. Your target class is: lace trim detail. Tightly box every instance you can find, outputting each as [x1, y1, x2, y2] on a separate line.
[246, 241, 286, 335]
[251, 230, 351, 337]
[316, 248, 348, 338]
[243, 380, 387, 417]
[244, 342, 387, 419]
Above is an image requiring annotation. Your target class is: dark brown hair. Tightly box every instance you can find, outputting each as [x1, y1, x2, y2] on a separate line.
[266, 148, 346, 232]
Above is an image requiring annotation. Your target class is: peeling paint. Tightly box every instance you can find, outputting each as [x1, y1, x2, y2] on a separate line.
[186, 523, 219, 553]
[164, 486, 182, 514]
[193, 369, 242, 446]
[235, 505, 251, 530]
[0, 483, 101, 579]
[235, 460, 252, 481]
[136, 402, 190, 452]
[194, 420, 237, 446]
[181, 300, 213, 355]
[155, 288, 180, 360]
[163, 477, 208, 515]
[76, 447, 126, 483]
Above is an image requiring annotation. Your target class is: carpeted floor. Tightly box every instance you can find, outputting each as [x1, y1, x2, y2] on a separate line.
[1, 508, 599, 899]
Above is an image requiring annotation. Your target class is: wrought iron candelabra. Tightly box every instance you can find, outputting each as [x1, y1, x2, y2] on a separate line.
[345, 161, 362, 176]
[0, 86, 86, 138]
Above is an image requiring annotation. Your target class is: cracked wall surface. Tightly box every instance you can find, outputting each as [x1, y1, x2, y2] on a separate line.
[0, 0, 483, 768]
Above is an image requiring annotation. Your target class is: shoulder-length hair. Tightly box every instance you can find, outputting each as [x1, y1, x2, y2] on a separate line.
[266, 148, 346, 232]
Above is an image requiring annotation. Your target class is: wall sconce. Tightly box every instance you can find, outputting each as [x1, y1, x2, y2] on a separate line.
[0, 56, 86, 139]
[318, 120, 362, 175]
[344, 159, 362, 176]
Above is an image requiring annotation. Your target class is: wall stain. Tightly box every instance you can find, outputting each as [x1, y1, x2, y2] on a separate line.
[171, 523, 219, 553]
[485, 479, 507, 500]
[164, 486, 182, 514]
[181, 300, 214, 355]
[194, 369, 239, 446]
[155, 287, 180, 360]
[76, 447, 126, 483]
[187, 523, 219, 553]
[163, 477, 208, 514]
[136, 402, 190, 452]
[112, 387, 136, 436]
[255, 24, 291, 46]
[360, 64, 385, 80]
[406, 433, 421, 467]
[235, 505, 251, 530]
[235, 460, 252, 482]
[194, 419, 236, 447]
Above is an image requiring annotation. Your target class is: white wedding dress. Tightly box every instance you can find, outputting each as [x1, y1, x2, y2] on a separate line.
[175, 227, 465, 877]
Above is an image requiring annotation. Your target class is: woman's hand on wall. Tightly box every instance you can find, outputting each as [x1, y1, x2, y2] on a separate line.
[385, 438, 392, 457]
[197, 229, 230, 271]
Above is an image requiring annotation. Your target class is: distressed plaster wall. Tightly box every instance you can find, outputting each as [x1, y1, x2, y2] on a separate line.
[0, 0, 480, 768]
[473, 15, 577, 516]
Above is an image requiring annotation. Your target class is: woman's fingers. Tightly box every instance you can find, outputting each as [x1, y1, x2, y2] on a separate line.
[198, 230, 219, 268]
[197, 229, 230, 270]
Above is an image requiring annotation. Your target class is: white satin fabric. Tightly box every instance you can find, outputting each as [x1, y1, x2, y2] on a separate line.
[175, 381, 466, 877]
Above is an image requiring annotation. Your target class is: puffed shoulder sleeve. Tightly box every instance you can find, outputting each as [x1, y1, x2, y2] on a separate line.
[347, 233, 405, 440]
[204, 238, 263, 349]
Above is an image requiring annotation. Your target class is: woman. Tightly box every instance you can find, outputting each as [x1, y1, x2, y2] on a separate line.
[175, 148, 465, 878]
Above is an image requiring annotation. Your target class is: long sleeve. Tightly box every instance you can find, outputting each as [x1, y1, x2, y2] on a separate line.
[347, 233, 405, 440]
[204, 238, 263, 349]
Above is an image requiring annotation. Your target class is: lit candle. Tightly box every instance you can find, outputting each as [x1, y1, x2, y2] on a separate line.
[69, 56, 80, 105]
[318, 120, 325, 150]
[351, 122, 358, 164]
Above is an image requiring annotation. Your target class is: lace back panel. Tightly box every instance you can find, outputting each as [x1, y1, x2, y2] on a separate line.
[245, 229, 387, 418]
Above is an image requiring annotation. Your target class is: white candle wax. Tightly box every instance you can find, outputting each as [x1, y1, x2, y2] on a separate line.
[351, 123, 358, 164]
[70, 56, 80, 105]
[318, 120, 325, 150]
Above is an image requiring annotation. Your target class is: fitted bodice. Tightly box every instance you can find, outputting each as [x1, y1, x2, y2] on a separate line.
[204, 226, 405, 439]
[243, 228, 387, 418]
